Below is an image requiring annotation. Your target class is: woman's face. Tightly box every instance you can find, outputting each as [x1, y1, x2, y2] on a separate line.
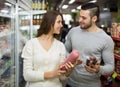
[53, 15, 63, 34]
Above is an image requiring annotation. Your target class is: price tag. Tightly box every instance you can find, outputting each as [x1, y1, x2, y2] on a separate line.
[112, 72, 118, 79]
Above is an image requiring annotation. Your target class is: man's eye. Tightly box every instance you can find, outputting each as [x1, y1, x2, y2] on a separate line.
[80, 16, 86, 20]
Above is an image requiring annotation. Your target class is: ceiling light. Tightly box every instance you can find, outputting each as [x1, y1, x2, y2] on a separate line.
[71, 9, 76, 12]
[103, 8, 109, 11]
[101, 24, 105, 28]
[77, 5, 81, 10]
[62, 5, 68, 9]
[69, 0, 75, 4]
[89, 0, 97, 3]
[18, 7, 22, 11]
[5, 2, 12, 7]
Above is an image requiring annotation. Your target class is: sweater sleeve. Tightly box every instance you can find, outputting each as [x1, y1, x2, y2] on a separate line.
[99, 37, 115, 75]
[21, 40, 44, 81]
[65, 30, 72, 53]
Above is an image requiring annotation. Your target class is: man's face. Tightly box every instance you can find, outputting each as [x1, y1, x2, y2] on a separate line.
[79, 10, 93, 29]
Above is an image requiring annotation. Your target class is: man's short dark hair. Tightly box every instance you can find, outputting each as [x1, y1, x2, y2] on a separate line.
[81, 3, 100, 21]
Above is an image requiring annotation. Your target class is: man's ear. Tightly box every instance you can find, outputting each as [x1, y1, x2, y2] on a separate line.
[92, 16, 97, 22]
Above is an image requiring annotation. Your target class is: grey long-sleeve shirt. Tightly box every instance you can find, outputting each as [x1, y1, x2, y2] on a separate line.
[65, 26, 114, 87]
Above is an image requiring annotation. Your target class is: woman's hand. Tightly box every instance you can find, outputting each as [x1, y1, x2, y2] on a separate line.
[61, 59, 82, 77]
[74, 58, 83, 66]
[44, 58, 82, 79]
[44, 64, 66, 79]
[63, 62, 74, 77]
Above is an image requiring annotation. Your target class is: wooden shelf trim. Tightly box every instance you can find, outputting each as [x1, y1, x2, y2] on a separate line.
[111, 36, 120, 41]
[117, 75, 120, 80]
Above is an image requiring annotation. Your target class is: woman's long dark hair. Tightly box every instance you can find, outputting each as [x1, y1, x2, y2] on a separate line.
[37, 10, 63, 39]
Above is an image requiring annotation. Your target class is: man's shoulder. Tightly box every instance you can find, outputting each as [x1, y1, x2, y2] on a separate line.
[69, 26, 81, 33]
[99, 30, 114, 44]
[71, 26, 80, 30]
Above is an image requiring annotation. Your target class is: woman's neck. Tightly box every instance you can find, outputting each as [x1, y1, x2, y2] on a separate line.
[39, 34, 54, 41]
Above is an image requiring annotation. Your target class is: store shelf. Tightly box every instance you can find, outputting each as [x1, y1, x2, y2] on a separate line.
[19, 0, 32, 11]
[117, 75, 120, 80]
[111, 36, 120, 41]
[19, 10, 46, 15]
[20, 25, 40, 30]
[33, 25, 40, 30]
[0, 13, 13, 18]
[20, 0, 32, 8]
[6, 0, 16, 5]
[32, 10, 47, 15]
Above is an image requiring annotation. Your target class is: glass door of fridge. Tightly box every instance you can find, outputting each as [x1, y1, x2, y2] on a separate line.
[18, 1, 32, 87]
[18, 9, 31, 87]
[0, 0, 32, 87]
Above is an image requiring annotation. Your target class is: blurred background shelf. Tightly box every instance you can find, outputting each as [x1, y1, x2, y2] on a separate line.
[112, 37, 120, 41]
[114, 54, 120, 61]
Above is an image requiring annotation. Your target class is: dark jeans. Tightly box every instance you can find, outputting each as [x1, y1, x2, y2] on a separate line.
[66, 84, 72, 87]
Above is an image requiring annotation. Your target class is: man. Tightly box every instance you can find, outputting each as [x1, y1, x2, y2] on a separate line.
[65, 3, 114, 87]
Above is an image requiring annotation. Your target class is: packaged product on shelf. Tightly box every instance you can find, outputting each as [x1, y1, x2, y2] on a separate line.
[117, 23, 120, 38]
[38, 0, 42, 10]
[111, 22, 117, 37]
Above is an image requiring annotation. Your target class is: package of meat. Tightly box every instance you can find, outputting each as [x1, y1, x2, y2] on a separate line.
[61, 50, 79, 70]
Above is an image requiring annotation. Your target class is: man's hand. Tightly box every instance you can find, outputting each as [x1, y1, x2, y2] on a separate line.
[85, 60, 100, 73]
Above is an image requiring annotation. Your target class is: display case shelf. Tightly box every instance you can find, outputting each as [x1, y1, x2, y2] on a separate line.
[19, 10, 46, 15]
[32, 10, 47, 15]
[114, 54, 120, 61]
[20, 0, 32, 8]
[0, 13, 13, 18]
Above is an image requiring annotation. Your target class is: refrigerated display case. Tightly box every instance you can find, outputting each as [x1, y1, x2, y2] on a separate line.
[31, 0, 47, 37]
[17, 0, 32, 87]
[32, 10, 46, 37]
[0, 0, 16, 87]
[0, 0, 47, 87]
[0, 0, 32, 87]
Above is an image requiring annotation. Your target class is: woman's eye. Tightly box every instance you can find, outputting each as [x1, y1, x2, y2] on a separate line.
[57, 21, 61, 23]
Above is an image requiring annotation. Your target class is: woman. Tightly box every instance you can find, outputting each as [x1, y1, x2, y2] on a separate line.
[21, 10, 73, 87]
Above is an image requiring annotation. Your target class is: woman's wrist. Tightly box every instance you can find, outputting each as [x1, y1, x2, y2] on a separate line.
[65, 71, 71, 77]
[44, 71, 54, 79]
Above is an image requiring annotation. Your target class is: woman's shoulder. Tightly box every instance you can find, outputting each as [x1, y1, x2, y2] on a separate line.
[54, 39, 66, 52]
[25, 38, 38, 46]
[55, 39, 65, 46]
[28, 38, 37, 42]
